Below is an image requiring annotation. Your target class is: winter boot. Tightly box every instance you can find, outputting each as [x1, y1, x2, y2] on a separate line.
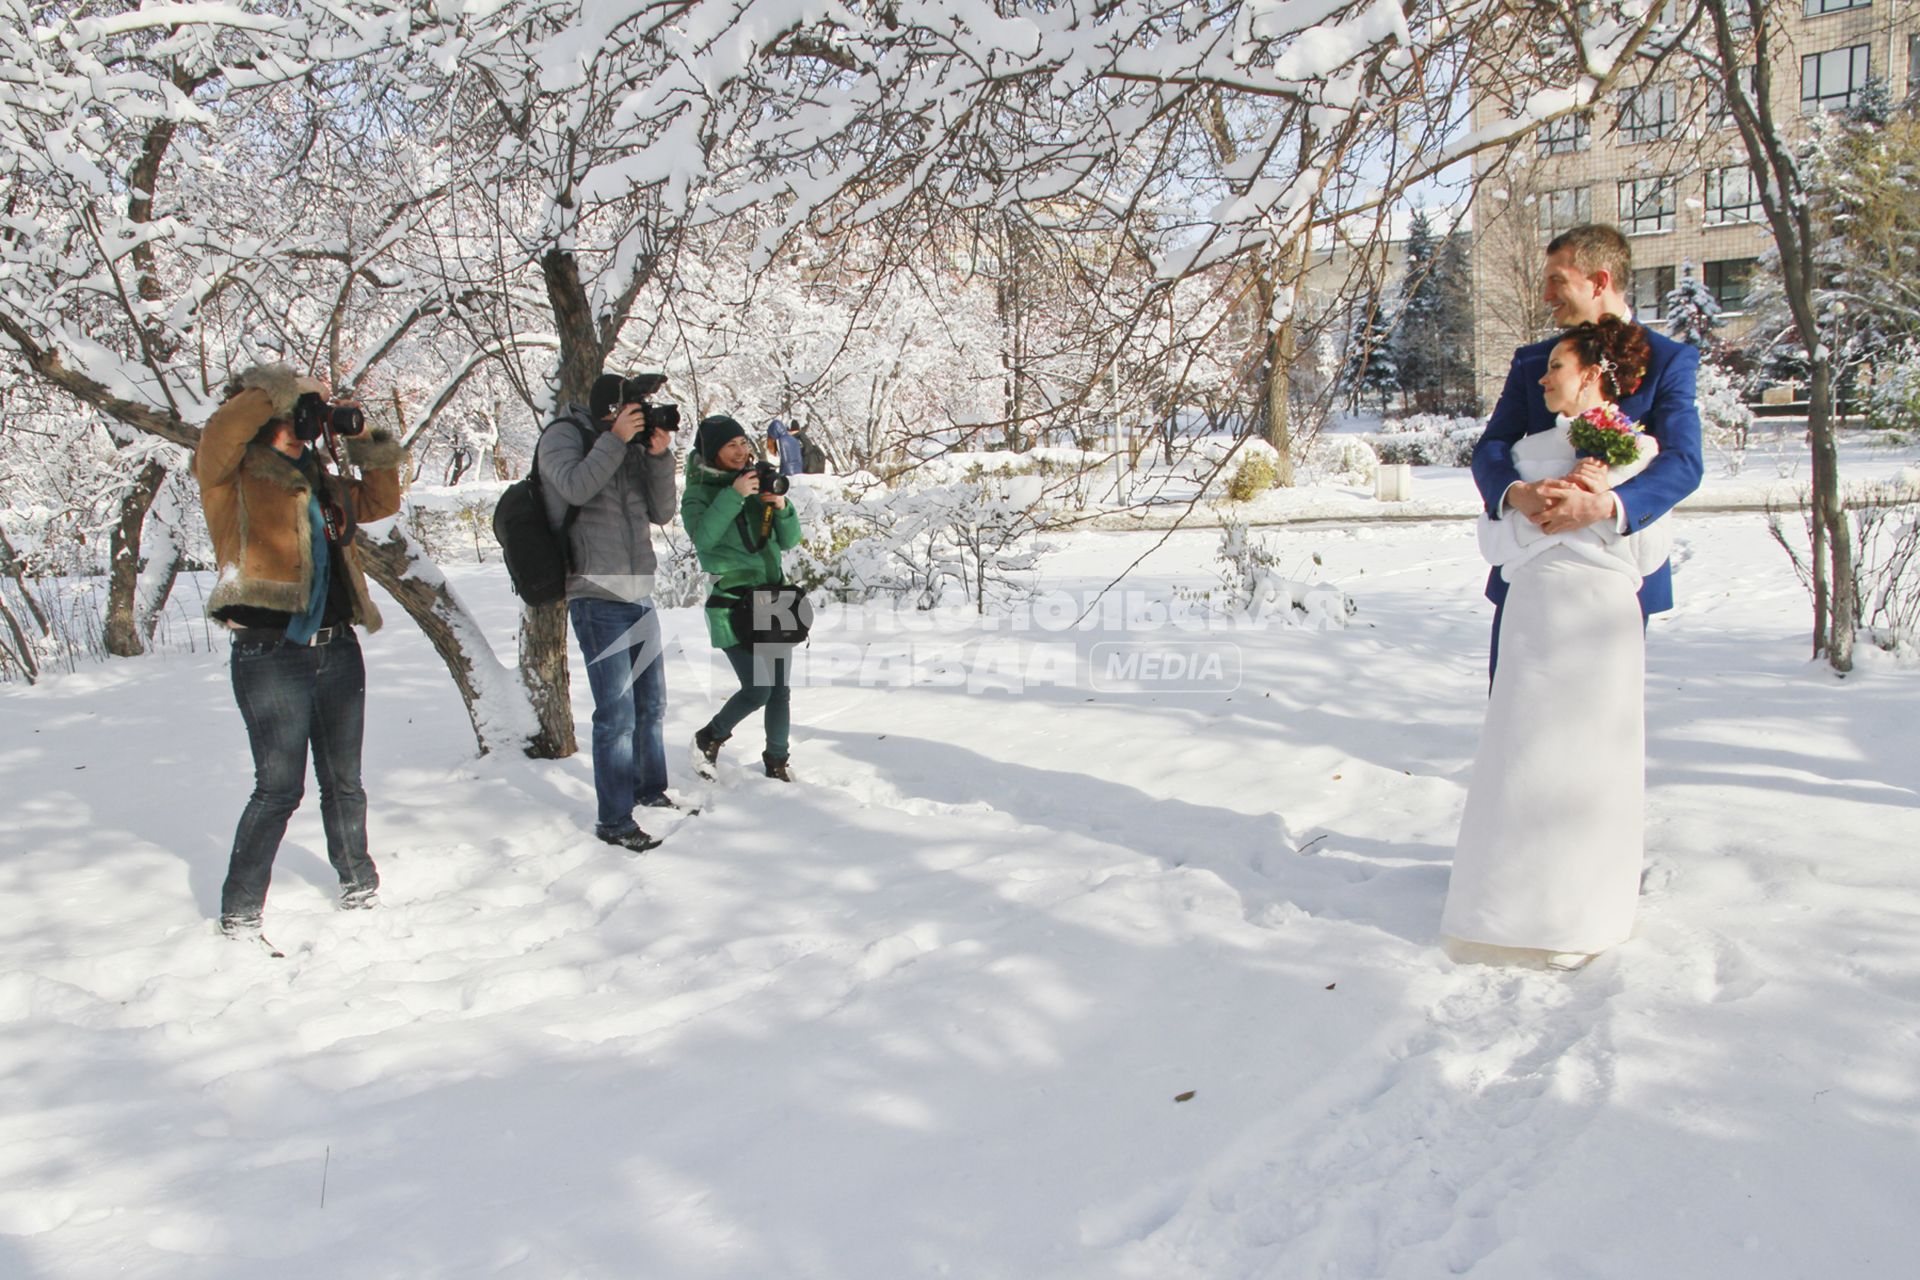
[220, 914, 284, 958]
[693, 725, 729, 778]
[339, 882, 379, 910]
[762, 753, 793, 782]
[598, 824, 662, 854]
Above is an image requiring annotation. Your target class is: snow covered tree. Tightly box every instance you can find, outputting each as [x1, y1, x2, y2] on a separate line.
[1393, 213, 1477, 415]
[0, 4, 545, 745]
[1342, 296, 1399, 415]
[1665, 263, 1723, 349]
[1393, 212, 1442, 412]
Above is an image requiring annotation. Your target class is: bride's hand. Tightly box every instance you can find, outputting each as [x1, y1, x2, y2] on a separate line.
[1566, 458, 1611, 494]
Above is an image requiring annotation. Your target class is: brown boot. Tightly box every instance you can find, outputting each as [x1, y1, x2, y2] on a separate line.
[762, 753, 792, 782]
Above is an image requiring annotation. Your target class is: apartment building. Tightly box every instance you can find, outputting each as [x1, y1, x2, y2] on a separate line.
[1468, 1, 1919, 405]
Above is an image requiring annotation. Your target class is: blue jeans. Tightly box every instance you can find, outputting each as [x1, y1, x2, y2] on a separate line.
[223, 630, 375, 921]
[707, 645, 791, 759]
[569, 597, 669, 831]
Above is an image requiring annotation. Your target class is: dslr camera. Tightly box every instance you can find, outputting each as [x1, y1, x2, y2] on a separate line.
[616, 373, 680, 443]
[749, 459, 789, 498]
[292, 392, 366, 442]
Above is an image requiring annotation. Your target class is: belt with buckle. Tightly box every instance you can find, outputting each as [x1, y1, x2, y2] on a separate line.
[233, 624, 343, 647]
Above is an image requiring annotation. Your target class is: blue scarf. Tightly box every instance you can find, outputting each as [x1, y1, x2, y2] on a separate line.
[284, 464, 331, 644]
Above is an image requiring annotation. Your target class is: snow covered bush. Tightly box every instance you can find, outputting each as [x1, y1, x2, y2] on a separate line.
[1866, 351, 1920, 438]
[1697, 363, 1755, 475]
[1370, 414, 1481, 467]
[407, 486, 508, 565]
[1209, 522, 1356, 627]
[1297, 435, 1380, 487]
[651, 525, 711, 609]
[1768, 477, 1920, 658]
[1224, 439, 1283, 501]
[784, 480, 1050, 612]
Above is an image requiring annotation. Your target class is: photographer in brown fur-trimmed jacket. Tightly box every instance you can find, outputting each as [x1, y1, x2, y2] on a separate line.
[194, 362, 405, 953]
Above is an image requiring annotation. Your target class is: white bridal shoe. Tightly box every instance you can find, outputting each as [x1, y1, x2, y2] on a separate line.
[1545, 952, 1596, 972]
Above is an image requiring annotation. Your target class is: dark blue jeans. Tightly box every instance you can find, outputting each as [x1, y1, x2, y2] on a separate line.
[707, 645, 792, 759]
[568, 597, 669, 832]
[223, 630, 375, 921]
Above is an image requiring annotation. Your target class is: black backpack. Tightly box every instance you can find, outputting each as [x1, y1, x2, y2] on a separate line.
[493, 419, 594, 605]
[798, 433, 827, 474]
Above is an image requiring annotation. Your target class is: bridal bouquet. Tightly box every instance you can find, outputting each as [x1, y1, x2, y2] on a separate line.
[1568, 404, 1648, 467]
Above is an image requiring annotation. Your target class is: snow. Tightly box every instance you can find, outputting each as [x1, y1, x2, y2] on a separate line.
[4, 500, 1918, 1277]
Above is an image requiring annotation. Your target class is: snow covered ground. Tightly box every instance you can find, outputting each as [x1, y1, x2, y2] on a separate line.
[3, 497, 1918, 1278]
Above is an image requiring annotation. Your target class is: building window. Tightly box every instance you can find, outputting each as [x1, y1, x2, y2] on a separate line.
[1538, 114, 1591, 156]
[1802, 45, 1871, 113]
[1632, 266, 1676, 321]
[1804, 0, 1870, 15]
[1705, 259, 1757, 313]
[1618, 178, 1676, 235]
[1704, 166, 1763, 225]
[1619, 84, 1678, 144]
[1537, 186, 1592, 238]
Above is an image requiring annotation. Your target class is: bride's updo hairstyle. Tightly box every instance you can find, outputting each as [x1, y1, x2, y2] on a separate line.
[1559, 316, 1650, 403]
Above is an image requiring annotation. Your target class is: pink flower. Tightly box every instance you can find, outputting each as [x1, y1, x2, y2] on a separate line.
[1579, 405, 1635, 435]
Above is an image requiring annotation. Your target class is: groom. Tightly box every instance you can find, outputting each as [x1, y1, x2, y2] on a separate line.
[1471, 224, 1704, 674]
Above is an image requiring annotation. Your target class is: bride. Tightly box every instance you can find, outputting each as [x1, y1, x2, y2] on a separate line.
[1442, 317, 1671, 970]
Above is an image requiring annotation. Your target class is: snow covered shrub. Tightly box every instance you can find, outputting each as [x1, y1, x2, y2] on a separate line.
[1866, 352, 1920, 438]
[1210, 521, 1356, 627]
[1297, 434, 1379, 486]
[1224, 440, 1282, 501]
[651, 525, 710, 609]
[407, 485, 506, 564]
[1697, 363, 1754, 474]
[784, 480, 1050, 612]
[1768, 477, 1920, 657]
[1370, 414, 1480, 467]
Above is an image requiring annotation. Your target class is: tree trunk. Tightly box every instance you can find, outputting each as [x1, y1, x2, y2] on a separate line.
[103, 458, 170, 657]
[0, 523, 46, 684]
[355, 519, 538, 755]
[516, 600, 577, 758]
[1265, 316, 1296, 487]
[1257, 249, 1298, 487]
[1807, 358, 1855, 671]
[507, 246, 611, 758]
[134, 483, 186, 644]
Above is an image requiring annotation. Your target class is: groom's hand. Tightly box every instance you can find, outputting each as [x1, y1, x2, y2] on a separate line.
[1503, 481, 1552, 519]
[1533, 481, 1615, 534]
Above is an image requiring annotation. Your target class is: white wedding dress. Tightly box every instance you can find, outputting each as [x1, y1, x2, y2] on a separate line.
[1442, 420, 1667, 955]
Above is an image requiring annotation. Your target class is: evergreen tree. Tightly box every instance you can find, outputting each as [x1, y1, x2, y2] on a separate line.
[1433, 231, 1479, 414]
[1341, 295, 1399, 414]
[1392, 210, 1440, 410]
[1390, 211, 1477, 413]
[1666, 262, 1722, 349]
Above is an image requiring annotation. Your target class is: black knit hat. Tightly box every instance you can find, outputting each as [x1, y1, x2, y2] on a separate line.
[588, 373, 626, 422]
[696, 414, 747, 465]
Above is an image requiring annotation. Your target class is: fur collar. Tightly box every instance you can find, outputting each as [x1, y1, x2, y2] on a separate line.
[243, 442, 313, 493]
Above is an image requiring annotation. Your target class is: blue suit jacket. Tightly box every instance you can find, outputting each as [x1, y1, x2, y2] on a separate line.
[1470, 327, 1704, 614]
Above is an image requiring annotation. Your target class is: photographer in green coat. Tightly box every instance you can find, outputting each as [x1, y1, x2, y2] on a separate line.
[683, 415, 805, 780]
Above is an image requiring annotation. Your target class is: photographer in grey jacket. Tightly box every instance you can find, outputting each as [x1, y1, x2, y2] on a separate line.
[537, 372, 681, 851]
